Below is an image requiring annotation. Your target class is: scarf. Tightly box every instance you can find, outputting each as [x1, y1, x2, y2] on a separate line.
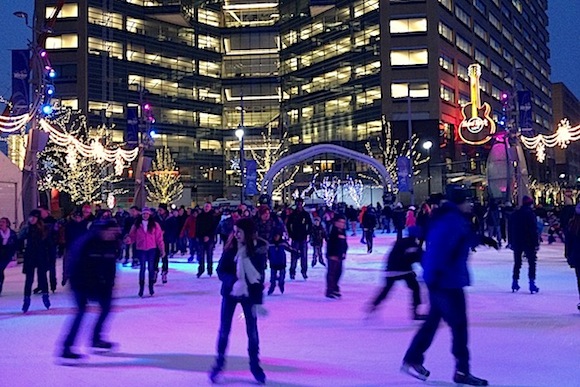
[231, 244, 262, 297]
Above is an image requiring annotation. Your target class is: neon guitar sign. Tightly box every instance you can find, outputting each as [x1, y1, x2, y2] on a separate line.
[458, 64, 496, 145]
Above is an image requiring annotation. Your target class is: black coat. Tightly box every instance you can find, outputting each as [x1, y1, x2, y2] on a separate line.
[0, 229, 18, 263]
[385, 237, 423, 272]
[362, 210, 377, 230]
[287, 209, 312, 242]
[565, 221, 580, 268]
[217, 239, 268, 305]
[326, 226, 348, 259]
[508, 205, 539, 251]
[18, 225, 49, 274]
[196, 210, 218, 239]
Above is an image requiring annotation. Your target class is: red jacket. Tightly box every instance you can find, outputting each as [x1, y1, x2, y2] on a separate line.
[181, 214, 197, 238]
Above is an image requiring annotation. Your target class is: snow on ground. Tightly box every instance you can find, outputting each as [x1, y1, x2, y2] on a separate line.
[0, 232, 578, 387]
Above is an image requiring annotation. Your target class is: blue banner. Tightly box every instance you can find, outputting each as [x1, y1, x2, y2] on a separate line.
[245, 159, 258, 196]
[517, 90, 533, 132]
[125, 106, 139, 143]
[11, 49, 30, 116]
[396, 156, 411, 193]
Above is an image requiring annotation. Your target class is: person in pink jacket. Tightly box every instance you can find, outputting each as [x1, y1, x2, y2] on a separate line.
[125, 207, 165, 297]
[405, 206, 417, 228]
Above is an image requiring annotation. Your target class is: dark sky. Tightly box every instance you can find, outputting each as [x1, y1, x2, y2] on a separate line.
[0, 2, 578, 108]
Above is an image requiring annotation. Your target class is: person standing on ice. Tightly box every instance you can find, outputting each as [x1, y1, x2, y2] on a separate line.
[325, 214, 348, 299]
[0, 217, 18, 296]
[287, 198, 312, 280]
[367, 226, 427, 320]
[564, 203, 580, 312]
[58, 219, 122, 363]
[508, 195, 540, 293]
[401, 187, 495, 386]
[209, 217, 268, 384]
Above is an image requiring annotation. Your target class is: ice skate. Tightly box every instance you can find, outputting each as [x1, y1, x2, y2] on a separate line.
[57, 348, 85, 366]
[22, 297, 31, 313]
[511, 279, 520, 292]
[250, 363, 266, 385]
[162, 271, 168, 284]
[92, 340, 117, 353]
[453, 371, 488, 386]
[529, 280, 539, 294]
[400, 361, 430, 381]
[42, 293, 51, 310]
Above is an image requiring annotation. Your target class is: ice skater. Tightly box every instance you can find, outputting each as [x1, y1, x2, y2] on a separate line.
[401, 187, 496, 386]
[367, 226, 427, 320]
[209, 218, 268, 384]
[310, 217, 327, 267]
[267, 232, 297, 295]
[325, 214, 348, 299]
[565, 203, 580, 312]
[58, 219, 122, 363]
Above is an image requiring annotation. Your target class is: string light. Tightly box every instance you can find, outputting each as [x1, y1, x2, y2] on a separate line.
[520, 119, 580, 162]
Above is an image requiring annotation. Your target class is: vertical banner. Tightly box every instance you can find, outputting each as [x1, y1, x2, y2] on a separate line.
[125, 106, 139, 143]
[11, 49, 30, 116]
[396, 156, 411, 192]
[517, 90, 533, 133]
[245, 159, 258, 196]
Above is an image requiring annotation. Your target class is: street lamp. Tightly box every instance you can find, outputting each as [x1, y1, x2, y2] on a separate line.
[235, 127, 245, 202]
[422, 140, 433, 196]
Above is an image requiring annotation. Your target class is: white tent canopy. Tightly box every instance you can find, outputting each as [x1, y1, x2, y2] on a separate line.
[0, 152, 23, 228]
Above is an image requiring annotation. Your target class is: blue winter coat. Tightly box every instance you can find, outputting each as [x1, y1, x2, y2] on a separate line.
[422, 202, 477, 289]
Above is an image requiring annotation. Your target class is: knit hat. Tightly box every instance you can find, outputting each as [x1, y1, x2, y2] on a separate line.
[522, 196, 534, 206]
[142, 207, 152, 214]
[29, 209, 41, 219]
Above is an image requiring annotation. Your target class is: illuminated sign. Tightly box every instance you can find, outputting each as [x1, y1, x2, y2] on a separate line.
[458, 64, 496, 145]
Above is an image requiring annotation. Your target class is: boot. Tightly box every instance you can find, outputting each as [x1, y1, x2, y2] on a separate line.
[529, 280, 539, 294]
[153, 270, 159, 284]
[511, 279, 520, 292]
[453, 371, 488, 386]
[22, 297, 31, 313]
[58, 347, 85, 365]
[138, 281, 144, 297]
[149, 281, 155, 296]
[267, 285, 275, 295]
[250, 361, 266, 385]
[209, 356, 225, 384]
[42, 293, 51, 310]
[161, 271, 168, 284]
[311, 259, 317, 267]
[92, 339, 117, 352]
[319, 258, 326, 267]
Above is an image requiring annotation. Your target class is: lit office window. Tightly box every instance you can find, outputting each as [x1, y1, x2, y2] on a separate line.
[455, 6, 471, 27]
[490, 37, 501, 54]
[438, 22, 453, 41]
[88, 7, 123, 29]
[390, 49, 428, 66]
[458, 94, 469, 107]
[198, 8, 220, 27]
[513, 39, 523, 53]
[46, 4, 78, 18]
[457, 63, 469, 82]
[439, 54, 454, 73]
[474, 23, 487, 42]
[491, 86, 502, 100]
[390, 18, 427, 34]
[440, 84, 455, 103]
[391, 82, 429, 98]
[490, 61, 501, 77]
[474, 49, 487, 67]
[455, 35, 471, 55]
[46, 34, 78, 49]
[439, 0, 452, 12]
[489, 13, 501, 30]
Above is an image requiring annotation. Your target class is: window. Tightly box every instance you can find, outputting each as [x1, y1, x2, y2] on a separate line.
[501, 5, 510, 19]
[492, 86, 502, 100]
[490, 36, 502, 53]
[439, 53, 454, 73]
[440, 84, 455, 103]
[474, 23, 487, 41]
[512, 0, 523, 13]
[458, 93, 470, 106]
[489, 13, 501, 30]
[457, 63, 469, 82]
[474, 49, 487, 67]
[45, 34, 78, 49]
[46, 4, 78, 18]
[474, 0, 486, 15]
[390, 49, 428, 66]
[455, 35, 471, 55]
[390, 18, 427, 34]
[502, 28, 513, 44]
[514, 39, 523, 53]
[439, 0, 452, 12]
[88, 7, 123, 30]
[490, 61, 501, 77]
[391, 82, 429, 98]
[503, 50, 514, 65]
[455, 6, 471, 27]
[438, 22, 453, 41]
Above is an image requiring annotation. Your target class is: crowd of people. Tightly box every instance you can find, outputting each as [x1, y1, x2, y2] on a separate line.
[0, 190, 579, 386]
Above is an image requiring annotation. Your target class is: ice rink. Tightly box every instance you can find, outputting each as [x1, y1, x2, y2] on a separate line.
[0, 232, 578, 386]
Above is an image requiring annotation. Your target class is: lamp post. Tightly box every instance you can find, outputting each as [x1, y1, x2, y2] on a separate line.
[235, 127, 245, 203]
[422, 140, 433, 195]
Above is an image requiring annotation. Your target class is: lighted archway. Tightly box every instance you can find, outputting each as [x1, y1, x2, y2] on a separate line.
[260, 144, 394, 197]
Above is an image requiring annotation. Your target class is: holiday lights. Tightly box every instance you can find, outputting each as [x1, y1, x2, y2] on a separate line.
[520, 119, 580, 162]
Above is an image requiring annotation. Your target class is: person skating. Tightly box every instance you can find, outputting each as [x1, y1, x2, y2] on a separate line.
[153, 204, 172, 284]
[362, 206, 377, 254]
[62, 210, 89, 287]
[367, 226, 426, 320]
[310, 217, 327, 267]
[287, 198, 312, 280]
[58, 219, 122, 363]
[196, 202, 218, 277]
[0, 217, 18, 295]
[565, 203, 580, 312]
[267, 232, 297, 295]
[125, 207, 165, 297]
[209, 218, 268, 384]
[401, 187, 495, 386]
[38, 205, 59, 293]
[18, 210, 51, 313]
[325, 214, 348, 299]
[508, 196, 540, 293]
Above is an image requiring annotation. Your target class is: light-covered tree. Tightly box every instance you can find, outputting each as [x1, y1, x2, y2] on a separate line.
[146, 146, 183, 204]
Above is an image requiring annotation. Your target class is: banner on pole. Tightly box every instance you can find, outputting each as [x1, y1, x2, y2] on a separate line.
[11, 49, 30, 116]
[396, 156, 411, 192]
[125, 106, 139, 143]
[245, 159, 258, 196]
[517, 90, 533, 133]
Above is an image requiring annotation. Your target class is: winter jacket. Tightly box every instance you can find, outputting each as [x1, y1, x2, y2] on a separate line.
[0, 229, 18, 263]
[310, 224, 327, 247]
[405, 210, 417, 228]
[256, 216, 284, 243]
[196, 210, 218, 240]
[422, 202, 477, 289]
[385, 237, 423, 273]
[217, 216, 234, 238]
[565, 221, 580, 268]
[326, 225, 348, 260]
[508, 205, 539, 251]
[392, 207, 406, 230]
[217, 239, 268, 305]
[163, 215, 180, 243]
[180, 214, 197, 238]
[18, 224, 50, 274]
[268, 240, 294, 269]
[287, 209, 312, 242]
[128, 220, 165, 254]
[362, 210, 377, 230]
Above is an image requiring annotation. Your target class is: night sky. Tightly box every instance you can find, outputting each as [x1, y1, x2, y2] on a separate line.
[0, 1, 578, 113]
